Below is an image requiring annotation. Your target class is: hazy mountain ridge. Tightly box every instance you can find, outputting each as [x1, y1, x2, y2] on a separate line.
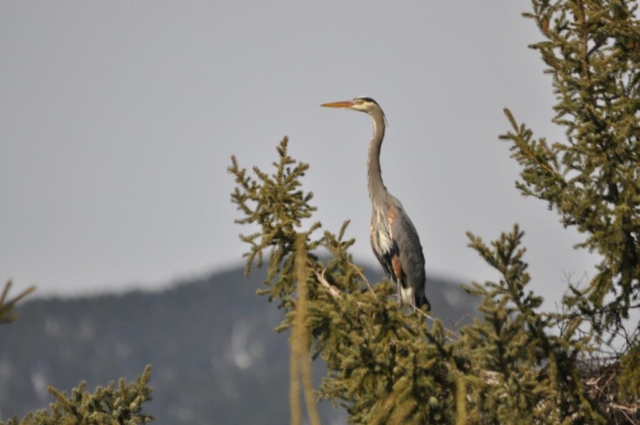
[0, 264, 477, 424]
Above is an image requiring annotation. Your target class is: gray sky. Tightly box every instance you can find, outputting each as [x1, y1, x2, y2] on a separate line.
[1, 1, 597, 308]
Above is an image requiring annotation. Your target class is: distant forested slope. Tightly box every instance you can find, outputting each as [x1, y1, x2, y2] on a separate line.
[0, 264, 476, 424]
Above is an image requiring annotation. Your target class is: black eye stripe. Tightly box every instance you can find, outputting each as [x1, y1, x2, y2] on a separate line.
[356, 97, 379, 106]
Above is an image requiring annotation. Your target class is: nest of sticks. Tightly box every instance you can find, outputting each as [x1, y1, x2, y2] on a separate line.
[581, 356, 640, 425]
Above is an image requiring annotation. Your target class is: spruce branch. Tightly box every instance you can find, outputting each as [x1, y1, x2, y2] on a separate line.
[1, 366, 154, 425]
[290, 234, 321, 425]
[0, 281, 36, 324]
[229, 136, 323, 312]
[464, 224, 604, 423]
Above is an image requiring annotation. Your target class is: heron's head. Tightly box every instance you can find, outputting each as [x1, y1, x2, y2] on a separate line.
[321, 96, 383, 115]
[321, 96, 387, 127]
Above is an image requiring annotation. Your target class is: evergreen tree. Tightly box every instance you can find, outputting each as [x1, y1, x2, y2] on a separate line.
[229, 1, 640, 423]
[504, 0, 640, 346]
[1, 368, 154, 425]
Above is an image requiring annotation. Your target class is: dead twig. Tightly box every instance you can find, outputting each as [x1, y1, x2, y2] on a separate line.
[350, 263, 375, 294]
[314, 269, 342, 298]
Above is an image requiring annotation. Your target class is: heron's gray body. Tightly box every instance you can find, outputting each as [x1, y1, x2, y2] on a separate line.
[321, 96, 429, 309]
[366, 104, 429, 309]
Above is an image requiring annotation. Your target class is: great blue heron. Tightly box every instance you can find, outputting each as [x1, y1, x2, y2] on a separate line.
[321, 96, 430, 310]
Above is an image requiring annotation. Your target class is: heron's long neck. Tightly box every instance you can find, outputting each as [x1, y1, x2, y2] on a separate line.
[367, 111, 388, 203]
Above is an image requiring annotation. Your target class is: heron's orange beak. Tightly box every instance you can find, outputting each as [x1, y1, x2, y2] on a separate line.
[320, 100, 354, 109]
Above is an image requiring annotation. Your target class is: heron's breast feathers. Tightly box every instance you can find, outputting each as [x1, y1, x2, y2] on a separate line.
[370, 205, 408, 285]
[370, 205, 396, 255]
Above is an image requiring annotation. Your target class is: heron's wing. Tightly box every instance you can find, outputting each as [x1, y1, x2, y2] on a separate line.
[389, 205, 427, 300]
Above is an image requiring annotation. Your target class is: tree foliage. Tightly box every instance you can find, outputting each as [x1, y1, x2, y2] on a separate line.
[503, 0, 640, 341]
[229, 1, 640, 423]
[1, 367, 154, 425]
[0, 281, 35, 324]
